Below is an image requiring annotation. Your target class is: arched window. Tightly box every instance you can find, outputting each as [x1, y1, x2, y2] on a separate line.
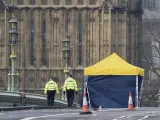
[41, 13, 47, 65]
[30, 13, 34, 66]
[65, 0, 72, 5]
[77, 12, 82, 65]
[78, 0, 83, 5]
[41, 0, 47, 5]
[17, 0, 23, 5]
[53, 0, 60, 5]
[6, 0, 11, 4]
[65, 11, 70, 34]
[29, 0, 35, 5]
[89, 0, 96, 5]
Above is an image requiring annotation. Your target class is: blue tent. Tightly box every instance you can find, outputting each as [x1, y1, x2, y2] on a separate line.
[80, 53, 144, 108]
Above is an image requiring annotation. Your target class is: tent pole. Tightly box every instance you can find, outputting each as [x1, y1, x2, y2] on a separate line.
[140, 77, 144, 94]
[136, 75, 139, 108]
[139, 77, 144, 106]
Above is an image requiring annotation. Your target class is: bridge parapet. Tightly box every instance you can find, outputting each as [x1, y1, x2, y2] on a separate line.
[0, 90, 69, 108]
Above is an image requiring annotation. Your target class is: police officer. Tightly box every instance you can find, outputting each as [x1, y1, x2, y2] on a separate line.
[44, 77, 59, 106]
[63, 74, 78, 107]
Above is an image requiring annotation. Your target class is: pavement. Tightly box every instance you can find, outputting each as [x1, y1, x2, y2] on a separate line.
[0, 107, 160, 120]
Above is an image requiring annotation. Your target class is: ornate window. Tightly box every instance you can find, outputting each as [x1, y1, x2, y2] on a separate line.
[17, 0, 23, 5]
[29, 77, 34, 88]
[0, 79, 4, 88]
[6, 0, 11, 4]
[29, 0, 35, 5]
[77, 0, 83, 5]
[29, 13, 35, 66]
[40, 77, 46, 88]
[65, 0, 72, 5]
[77, 12, 82, 65]
[65, 12, 70, 34]
[41, 13, 47, 65]
[89, 0, 96, 5]
[41, 0, 47, 5]
[53, 0, 60, 5]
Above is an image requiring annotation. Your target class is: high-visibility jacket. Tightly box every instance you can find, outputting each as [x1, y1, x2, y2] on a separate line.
[44, 80, 59, 94]
[63, 77, 78, 91]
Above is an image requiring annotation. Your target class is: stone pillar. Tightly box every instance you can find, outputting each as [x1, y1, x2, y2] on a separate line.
[34, 10, 41, 68]
[107, 8, 112, 54]
[23, 10, 30, 67]
[4, 8, 10, 69]
[46, 10, 52, 68]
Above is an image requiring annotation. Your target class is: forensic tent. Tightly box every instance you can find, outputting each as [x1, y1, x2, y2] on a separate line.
[81, 53, 144, 108]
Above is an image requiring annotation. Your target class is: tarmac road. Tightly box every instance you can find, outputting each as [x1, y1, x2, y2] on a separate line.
[0, 108, 160, 120]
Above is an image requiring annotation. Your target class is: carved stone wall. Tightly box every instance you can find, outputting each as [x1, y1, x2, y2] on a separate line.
[0, 0, 142, 93]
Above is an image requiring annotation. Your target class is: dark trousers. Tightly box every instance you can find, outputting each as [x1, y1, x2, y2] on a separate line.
[66, 89, 75, 107]
[47, 90, 56, 106]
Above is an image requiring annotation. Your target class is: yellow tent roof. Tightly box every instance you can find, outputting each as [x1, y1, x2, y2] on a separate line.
[84, 53, 144, 76]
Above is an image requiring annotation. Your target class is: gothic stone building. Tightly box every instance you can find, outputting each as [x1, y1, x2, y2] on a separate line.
[0, 0, 142, 93]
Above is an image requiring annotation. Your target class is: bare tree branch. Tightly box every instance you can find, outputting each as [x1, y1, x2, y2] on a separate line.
[142, 55, 160, 78]
[152, 45, 160, 57]
[145, 29, 160, 45]
[142, 9, 160, 107]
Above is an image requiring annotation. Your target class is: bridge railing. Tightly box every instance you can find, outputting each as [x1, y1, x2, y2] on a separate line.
[0, 90, 68, 108]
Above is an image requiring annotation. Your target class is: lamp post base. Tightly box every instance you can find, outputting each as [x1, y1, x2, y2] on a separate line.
[62, 68, 70, 101]
[7, 87, 11, 91]
[10, 87, 15, 92]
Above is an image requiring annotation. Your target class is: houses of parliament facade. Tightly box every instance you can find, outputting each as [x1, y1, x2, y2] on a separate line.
[0, 0, 142, 93]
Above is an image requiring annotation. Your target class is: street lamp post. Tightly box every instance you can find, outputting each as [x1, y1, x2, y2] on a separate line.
[62, 33, 70, 100]
[7, 14, 19, 92]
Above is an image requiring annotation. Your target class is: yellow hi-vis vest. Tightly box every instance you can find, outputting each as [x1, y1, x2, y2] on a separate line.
[63, 77, 78, 91]
[44, 80, 59, 94]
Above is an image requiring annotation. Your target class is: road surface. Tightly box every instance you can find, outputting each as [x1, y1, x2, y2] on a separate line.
[0, 108, 160, 120]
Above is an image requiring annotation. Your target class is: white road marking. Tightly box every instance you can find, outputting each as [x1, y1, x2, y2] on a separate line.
[112, 111, 158, 120]
[137, 116, 148, 120]
[20, 113, 78, 120]
[96, 108, 127, 112]
[113, 116, 125, 120]
[92, 113, 97, 116]
[137, 112, 160, 120]
[127, 112, 150, 118]
[118, 116, 125, 119]
[136, 112, 160, 120]
[113, 112, 147, 120]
